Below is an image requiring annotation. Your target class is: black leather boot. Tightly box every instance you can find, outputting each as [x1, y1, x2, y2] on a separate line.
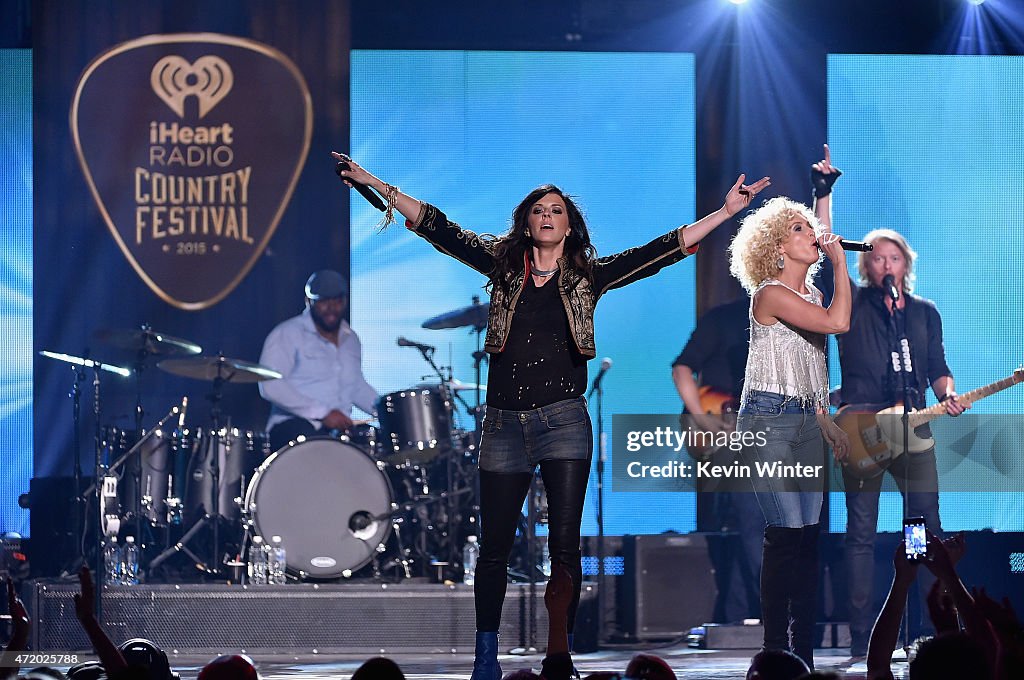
[760, 526, 802, 651]
[790, 524, 820, 670]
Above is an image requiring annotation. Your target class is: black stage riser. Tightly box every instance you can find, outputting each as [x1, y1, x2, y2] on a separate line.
[30, 582, 597, 655]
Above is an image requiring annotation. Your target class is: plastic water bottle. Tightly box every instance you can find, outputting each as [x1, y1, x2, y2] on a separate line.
[103, 537, 122, 585]
[269, 535, 287, 584]
[248, 535, 267, 585]
[121, 536, 140, 585]
[463, 536, 479, 585]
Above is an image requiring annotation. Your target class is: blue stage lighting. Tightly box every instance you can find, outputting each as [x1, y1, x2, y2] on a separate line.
[728, 0, 750, 5]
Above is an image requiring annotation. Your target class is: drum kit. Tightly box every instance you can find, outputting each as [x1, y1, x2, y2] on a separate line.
[39, 298, 502, 584]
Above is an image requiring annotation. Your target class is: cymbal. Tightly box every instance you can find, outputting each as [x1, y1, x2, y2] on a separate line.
[39, 350, 131, 377]
[94, 327, 202, 356]
[157, 355, 282, 383]
[422, 301, 489, 330]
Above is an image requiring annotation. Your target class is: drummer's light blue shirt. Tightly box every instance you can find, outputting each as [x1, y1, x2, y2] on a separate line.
[259, 308, 379, 432]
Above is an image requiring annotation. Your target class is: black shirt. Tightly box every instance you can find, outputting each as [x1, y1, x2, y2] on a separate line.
[487, 276, 588, 410]
[837, 284, 951, 410]
[671, 298, 750, 399]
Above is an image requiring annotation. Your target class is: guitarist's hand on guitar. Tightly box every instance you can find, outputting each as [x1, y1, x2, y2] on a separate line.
[942, 391, 969, 417]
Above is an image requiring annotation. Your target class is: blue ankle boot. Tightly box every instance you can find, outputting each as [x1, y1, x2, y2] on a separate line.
[470, 631, 501, 680]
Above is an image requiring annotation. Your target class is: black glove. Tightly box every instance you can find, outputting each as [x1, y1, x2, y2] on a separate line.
[811, 166, 842, 199]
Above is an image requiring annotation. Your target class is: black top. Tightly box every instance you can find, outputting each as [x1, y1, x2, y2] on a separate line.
[487, 276, 588, 410]
[837, 284, 951, 410]
[671, 298, 750, 399]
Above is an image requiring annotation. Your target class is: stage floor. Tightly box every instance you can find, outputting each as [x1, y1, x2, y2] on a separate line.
[162, 646, 890, 679]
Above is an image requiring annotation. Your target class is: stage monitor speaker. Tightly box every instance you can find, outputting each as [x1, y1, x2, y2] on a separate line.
[31, 581, 599, 654]
[620, 533, 717, 640]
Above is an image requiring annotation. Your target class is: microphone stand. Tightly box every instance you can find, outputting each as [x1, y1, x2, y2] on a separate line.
[590, 373, 608, 645]
[889, 294, 916, 653]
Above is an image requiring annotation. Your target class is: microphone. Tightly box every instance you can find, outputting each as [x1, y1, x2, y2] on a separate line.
[816, 239, 874, 252]
[588, 357, 613, 397]
[335, 158, 387, 212]
[882, 274, 900, 303]
[397, 336, 436, 353]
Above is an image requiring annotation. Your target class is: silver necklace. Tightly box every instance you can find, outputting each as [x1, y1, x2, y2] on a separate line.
[531, 260, 558, 277]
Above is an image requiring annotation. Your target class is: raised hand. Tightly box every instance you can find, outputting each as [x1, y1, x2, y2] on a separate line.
[811, 143, 842, 198]
[73, 565, 96, 622]
[817, 231, 847, 265]
[892, 539, 921, 585]
[724, 174, 771, 216]
[5, 577, 29, 651]
[926, 579, 960, 635]
[330, 152, 377, 188]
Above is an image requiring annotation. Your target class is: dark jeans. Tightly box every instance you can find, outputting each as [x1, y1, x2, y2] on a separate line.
[267, 417, 319, 453]
[475, 397, 592, 634]
[843, 447, 942, 653]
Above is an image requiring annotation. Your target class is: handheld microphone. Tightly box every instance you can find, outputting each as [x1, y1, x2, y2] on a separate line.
[817, 239, 874, 252]
[397, 336, 436, 353]
[335, 157, 387, 212]
[588, 357, 613, 397]
[882, 274, 900, 303]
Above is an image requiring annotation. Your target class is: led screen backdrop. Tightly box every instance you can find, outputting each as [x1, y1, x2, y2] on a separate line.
[827, 54, 1024, 533]
[0, 49, 32, 536]
[351, 50, 699, 535]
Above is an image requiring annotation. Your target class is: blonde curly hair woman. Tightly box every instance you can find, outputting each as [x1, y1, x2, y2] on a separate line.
[727, 149, 852, 670]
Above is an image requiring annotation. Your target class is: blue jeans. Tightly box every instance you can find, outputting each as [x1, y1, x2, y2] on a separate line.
[842, 447, 942, 652]
[474, 396, 592, 633]
[479, 397, 593, 473]
[737, 390, 826, 528]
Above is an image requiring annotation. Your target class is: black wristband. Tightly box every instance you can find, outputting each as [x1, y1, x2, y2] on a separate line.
[811, 167, 842, 199]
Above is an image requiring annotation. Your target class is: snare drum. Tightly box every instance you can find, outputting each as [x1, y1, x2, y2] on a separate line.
[377, 387, 452, 465]
[244, 438, 393, 578]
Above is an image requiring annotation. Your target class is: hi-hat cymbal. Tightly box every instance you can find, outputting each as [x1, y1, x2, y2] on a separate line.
[157, 355, 282, 383]
[94, 327, 202, 356]
[422, 301, 489, 330]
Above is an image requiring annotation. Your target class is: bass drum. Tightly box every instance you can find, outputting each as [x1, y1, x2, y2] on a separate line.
[244, 439, 393, 579]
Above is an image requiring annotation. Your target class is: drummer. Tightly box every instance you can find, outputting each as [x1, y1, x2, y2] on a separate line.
[258, 270, 380, 452]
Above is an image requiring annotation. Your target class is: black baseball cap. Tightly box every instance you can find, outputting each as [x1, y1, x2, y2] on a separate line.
[304, 269, 348, 300]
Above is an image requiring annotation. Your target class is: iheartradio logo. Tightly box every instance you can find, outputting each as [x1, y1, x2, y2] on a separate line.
[71, 34, 312, 310]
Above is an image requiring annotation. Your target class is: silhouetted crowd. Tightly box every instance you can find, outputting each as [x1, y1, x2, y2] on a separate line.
[4, 532, 1023, 680]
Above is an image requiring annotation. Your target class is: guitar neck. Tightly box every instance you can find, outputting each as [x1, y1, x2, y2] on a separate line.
[909, 372, 1023, 427]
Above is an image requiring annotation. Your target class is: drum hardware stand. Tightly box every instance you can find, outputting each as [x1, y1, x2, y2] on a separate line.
[150, 359, 236, 577]
[39, 350, 131, 619]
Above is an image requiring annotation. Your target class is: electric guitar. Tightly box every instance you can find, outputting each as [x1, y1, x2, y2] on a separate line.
[679, 386, 740, 462]
[836, 368, 1024, 480]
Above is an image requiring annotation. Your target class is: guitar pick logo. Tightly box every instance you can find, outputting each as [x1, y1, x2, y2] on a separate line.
[71, 34, 312, 310]
[151, 55, 233, 118]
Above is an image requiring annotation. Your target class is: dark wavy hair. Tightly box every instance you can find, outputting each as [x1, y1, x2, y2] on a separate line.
[488, 184, 597, 295]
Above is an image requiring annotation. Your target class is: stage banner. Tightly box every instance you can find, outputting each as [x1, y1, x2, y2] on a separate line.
[71, 34, 312, 309]
[32, 1, 351, 484]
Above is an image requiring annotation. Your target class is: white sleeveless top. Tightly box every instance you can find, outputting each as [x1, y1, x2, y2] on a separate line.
[741, 279, 829, 409]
